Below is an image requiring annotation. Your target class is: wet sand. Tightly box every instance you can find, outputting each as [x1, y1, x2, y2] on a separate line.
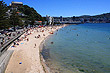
[5, 25, 66, 73]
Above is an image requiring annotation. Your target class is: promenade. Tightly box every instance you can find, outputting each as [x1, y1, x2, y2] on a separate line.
[0, 29, 25, 56]
[0, 28, 27, 73]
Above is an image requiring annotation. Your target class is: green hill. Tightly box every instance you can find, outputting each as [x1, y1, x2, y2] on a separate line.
[92, 13, 110, 19]
[18, 5, 45, 21]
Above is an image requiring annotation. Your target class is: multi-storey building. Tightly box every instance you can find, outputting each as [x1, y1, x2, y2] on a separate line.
[46, 15, 54, 25]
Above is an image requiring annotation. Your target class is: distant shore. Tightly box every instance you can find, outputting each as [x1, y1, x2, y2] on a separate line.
[5, 24, 66, 73]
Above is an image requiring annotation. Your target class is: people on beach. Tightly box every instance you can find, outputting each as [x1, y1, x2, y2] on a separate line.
[27, 38, 29, 41]
[9, 33, 11, 37]
[43, 34, 45, 36]
[49, 31, 53, 34]
[13, 33, 15, 36]
[14, 41, 16, 45]
[16, 42, 19, 45]
[37, 35, 40, 38]
[34, 43, 36, 48]
[2, 24, 65, 49]
[1, 41, 3, 46]
[13, 42, 16, 47]
[42, 30, 44, 32]
[35, 36, 37, 38]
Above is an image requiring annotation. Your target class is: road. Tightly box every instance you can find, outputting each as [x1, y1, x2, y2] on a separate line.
[0, 29, 24, 48]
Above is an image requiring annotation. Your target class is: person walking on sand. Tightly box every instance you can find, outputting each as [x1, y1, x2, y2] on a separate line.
[27, 38, 29, 41]
[34, 44, 36, 48]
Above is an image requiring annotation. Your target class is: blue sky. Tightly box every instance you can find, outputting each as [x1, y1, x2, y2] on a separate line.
[3, 0, 110, 17]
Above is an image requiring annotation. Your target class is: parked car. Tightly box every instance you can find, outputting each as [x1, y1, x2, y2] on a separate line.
[0, 30, 8, 34]
[6, 29, 14, 32]
[16, 27, 23, 29]
[0, 30, 3, 34]
[43, 24, 47, 27]
[0, 36, 3, 39]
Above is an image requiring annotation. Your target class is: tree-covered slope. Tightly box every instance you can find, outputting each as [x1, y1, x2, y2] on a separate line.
[18, 5, 44, 21]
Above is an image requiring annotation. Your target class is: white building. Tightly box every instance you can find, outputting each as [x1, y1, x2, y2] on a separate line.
[10, 2, 23, 7]
[46, 15, 54, 25]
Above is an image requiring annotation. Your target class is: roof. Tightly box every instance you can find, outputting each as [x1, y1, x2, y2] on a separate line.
[16, 12, 20, 13]
[38, 21, 42, 22]
[35, 21, 42, 23]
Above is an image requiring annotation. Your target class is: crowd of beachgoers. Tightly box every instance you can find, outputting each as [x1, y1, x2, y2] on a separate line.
[11, 26, 58, 47]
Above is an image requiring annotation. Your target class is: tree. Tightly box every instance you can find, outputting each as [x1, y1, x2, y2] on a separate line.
[72, 16, 76, 21]
[24, 20, 30, 28]
[0, 1, 10, 29]
[18, 5, 45, 23]
[9, 8, 21, 31]
[29, 14, 35, 27]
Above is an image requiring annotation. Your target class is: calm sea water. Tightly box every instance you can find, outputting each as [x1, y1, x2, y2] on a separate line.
[41, 23, 110, 73]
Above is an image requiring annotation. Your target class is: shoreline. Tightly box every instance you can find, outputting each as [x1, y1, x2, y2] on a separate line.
[5, 24, 67, 73]
[39, 25, 67, 73]
[39, 35, 52, 73]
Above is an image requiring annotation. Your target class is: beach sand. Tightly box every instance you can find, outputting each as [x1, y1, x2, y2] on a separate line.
[5, 25, 66, 73]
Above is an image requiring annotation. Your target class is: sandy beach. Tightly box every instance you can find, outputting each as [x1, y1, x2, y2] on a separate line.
[5, 25, 66, 73]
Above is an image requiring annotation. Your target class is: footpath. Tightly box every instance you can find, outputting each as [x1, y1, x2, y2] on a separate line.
[0, 30, 25, 73]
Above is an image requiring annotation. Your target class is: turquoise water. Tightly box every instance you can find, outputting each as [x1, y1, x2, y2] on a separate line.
[41, 23, 110, 73]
